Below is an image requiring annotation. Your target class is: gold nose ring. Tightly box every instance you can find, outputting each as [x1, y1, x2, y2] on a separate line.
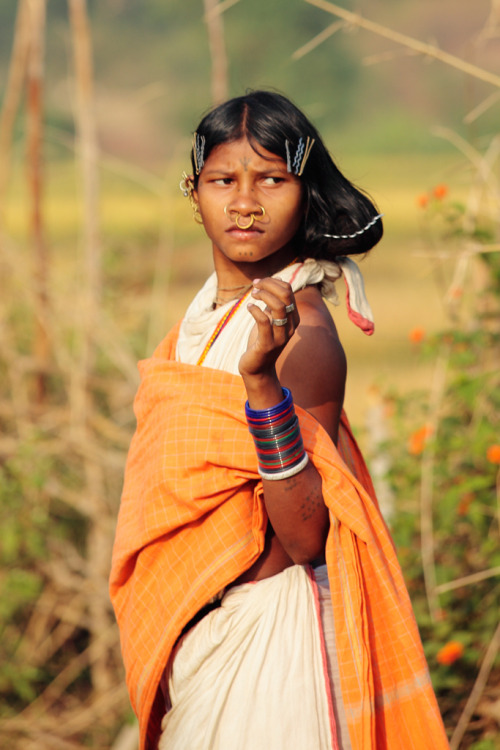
[235, 214, 256, 230]
[224, 205, 266, 230]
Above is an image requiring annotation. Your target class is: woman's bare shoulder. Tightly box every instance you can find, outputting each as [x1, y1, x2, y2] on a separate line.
[294, 284, 339, 329]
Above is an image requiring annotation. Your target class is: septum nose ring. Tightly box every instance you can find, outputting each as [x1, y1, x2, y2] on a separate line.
[224, 205, 266, 230]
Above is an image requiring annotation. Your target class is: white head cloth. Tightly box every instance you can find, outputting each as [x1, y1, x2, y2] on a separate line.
[289, 257, 374, 336]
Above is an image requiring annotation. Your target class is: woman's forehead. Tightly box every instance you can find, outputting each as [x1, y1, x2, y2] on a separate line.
[205, 137, 285, 170]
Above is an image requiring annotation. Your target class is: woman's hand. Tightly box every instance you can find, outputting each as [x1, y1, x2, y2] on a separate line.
[238, 278, 300, 408]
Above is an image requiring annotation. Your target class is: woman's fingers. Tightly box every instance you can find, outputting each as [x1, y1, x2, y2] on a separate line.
[240, 279, 299, 377]
[250, 278, 300, 331]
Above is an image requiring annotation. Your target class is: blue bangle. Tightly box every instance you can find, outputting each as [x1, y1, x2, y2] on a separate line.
[244, 388, 293, 421]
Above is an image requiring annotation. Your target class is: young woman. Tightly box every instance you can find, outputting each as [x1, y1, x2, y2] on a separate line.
[110, 91, 450, 750]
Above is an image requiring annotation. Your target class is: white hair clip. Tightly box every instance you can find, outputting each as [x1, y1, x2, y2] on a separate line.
[324, 213, 384, 240]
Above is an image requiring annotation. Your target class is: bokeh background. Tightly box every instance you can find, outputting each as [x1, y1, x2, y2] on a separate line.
[1, 1, 499, 748]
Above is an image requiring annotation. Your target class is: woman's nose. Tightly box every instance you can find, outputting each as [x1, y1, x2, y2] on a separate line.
[228, 182, 260, 215]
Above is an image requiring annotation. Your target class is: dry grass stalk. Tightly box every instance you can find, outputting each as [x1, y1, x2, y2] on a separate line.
[204, 0, 241, 19]
[26, 0, 50, 405]
[0, 323, 32, 437]
[464, 90, 500, 124]
[292, 20, 345, 61]
[449, 621, 500, 750]
[203, 0, 229, 105]
[304, 0, 500, 88]
[0, 11, 135, 746]
[110, 723, 140, 750]
[67, 0, 115, 700]
[68, 0, 102, 434]
[419, 343, 450, 622]
[435, 565, 500, 594]
[15, 626, 118, 719]
[22, 732, 85, 750]
[0, 0, 30, 228]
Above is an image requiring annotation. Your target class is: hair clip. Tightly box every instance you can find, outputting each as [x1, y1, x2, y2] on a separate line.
[192, 132, 206, 175]
[292, 137, 305, 174]
[286, 136, 315, 176]
[285, 140, 292, 173]
[324, 213, 384, 240]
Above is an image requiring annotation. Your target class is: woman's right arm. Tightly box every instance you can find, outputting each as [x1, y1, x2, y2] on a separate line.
[239, 279, 346, 565]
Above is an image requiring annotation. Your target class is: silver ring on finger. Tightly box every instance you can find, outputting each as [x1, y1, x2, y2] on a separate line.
[272, 317, 288, 327]
[285, 303, 295, 313]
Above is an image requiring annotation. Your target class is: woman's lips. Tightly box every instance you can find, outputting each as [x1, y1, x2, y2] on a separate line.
[226, 226, 263, 238]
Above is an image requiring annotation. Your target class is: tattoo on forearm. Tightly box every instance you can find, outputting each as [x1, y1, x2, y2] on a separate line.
[283, 476, 299, 492]
[300, 491, 322, 522]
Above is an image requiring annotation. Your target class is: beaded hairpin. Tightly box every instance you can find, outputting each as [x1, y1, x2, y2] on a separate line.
[192, 132, 206, 175]
[285, 136, 315, 176]
[324, 213, 384, 240]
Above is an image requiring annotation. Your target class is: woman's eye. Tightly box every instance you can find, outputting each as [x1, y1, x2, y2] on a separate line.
[262, 176, 283, 185]
[213, 177, 233, 185]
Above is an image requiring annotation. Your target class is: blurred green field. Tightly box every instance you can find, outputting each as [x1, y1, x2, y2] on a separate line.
[4, 148, 464, 427]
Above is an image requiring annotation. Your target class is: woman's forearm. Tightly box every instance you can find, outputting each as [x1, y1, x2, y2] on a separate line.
[242, 370, 330, 564]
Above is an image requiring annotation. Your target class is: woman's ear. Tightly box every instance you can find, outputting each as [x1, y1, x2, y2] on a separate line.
[187, 174, 199, 205]
[182, 174, 203, 225]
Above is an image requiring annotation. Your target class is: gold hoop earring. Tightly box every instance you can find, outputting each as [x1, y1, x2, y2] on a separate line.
[180, 171, 203, 225]
[191, 200, 203, 225]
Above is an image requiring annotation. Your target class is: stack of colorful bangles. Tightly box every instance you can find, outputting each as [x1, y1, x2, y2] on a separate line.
[245, 388, 309, 481]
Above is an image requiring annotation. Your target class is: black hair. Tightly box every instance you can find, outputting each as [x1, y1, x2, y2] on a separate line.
[190, 90, 383, 260]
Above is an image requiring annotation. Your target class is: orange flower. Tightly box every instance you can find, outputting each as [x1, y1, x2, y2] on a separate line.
[486, 444, 500, 464]
[433, 184, 448, 200]
[436, 641, 464, 666]
[457, 492, 474, 516]
[417, 193, 429, 208]
[408, 425, 434, 456]
[409, 326, 425, 344]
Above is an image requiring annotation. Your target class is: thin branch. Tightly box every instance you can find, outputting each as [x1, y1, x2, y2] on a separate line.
[415, 244, 500, 258]
[203, 0, 229, 105]
[496, 467, 500, 538]
[12, 625, 118, 719]
[362, 48, 418, 67]
[435, 565, 500, 594]
[464, 90, 500, 124]
[26, 0, 50, 404]
[292, 20, 345, 60]
[304, 0, 500, 88]
[68, 0, 101, 433]
[110, 723, 140, 750]
[449, 621, 500, 750]
[204, 0, 241, 20]
[432, 127, 500, 238]
[420, 343, 450, 622]
[432, 126, 499, 184]
[0, 0, 31, 227]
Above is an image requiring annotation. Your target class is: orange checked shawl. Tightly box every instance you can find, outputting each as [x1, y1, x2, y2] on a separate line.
[110, 324, 449, 750]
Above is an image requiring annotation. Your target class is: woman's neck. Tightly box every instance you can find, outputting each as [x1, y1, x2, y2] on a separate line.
[212, 243, 300, 294]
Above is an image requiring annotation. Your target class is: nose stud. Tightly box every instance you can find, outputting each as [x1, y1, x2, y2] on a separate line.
[224, 205, 265, 230]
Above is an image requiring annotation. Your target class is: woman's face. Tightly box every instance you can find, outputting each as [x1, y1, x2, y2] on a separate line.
[193, 137, 304, 272]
